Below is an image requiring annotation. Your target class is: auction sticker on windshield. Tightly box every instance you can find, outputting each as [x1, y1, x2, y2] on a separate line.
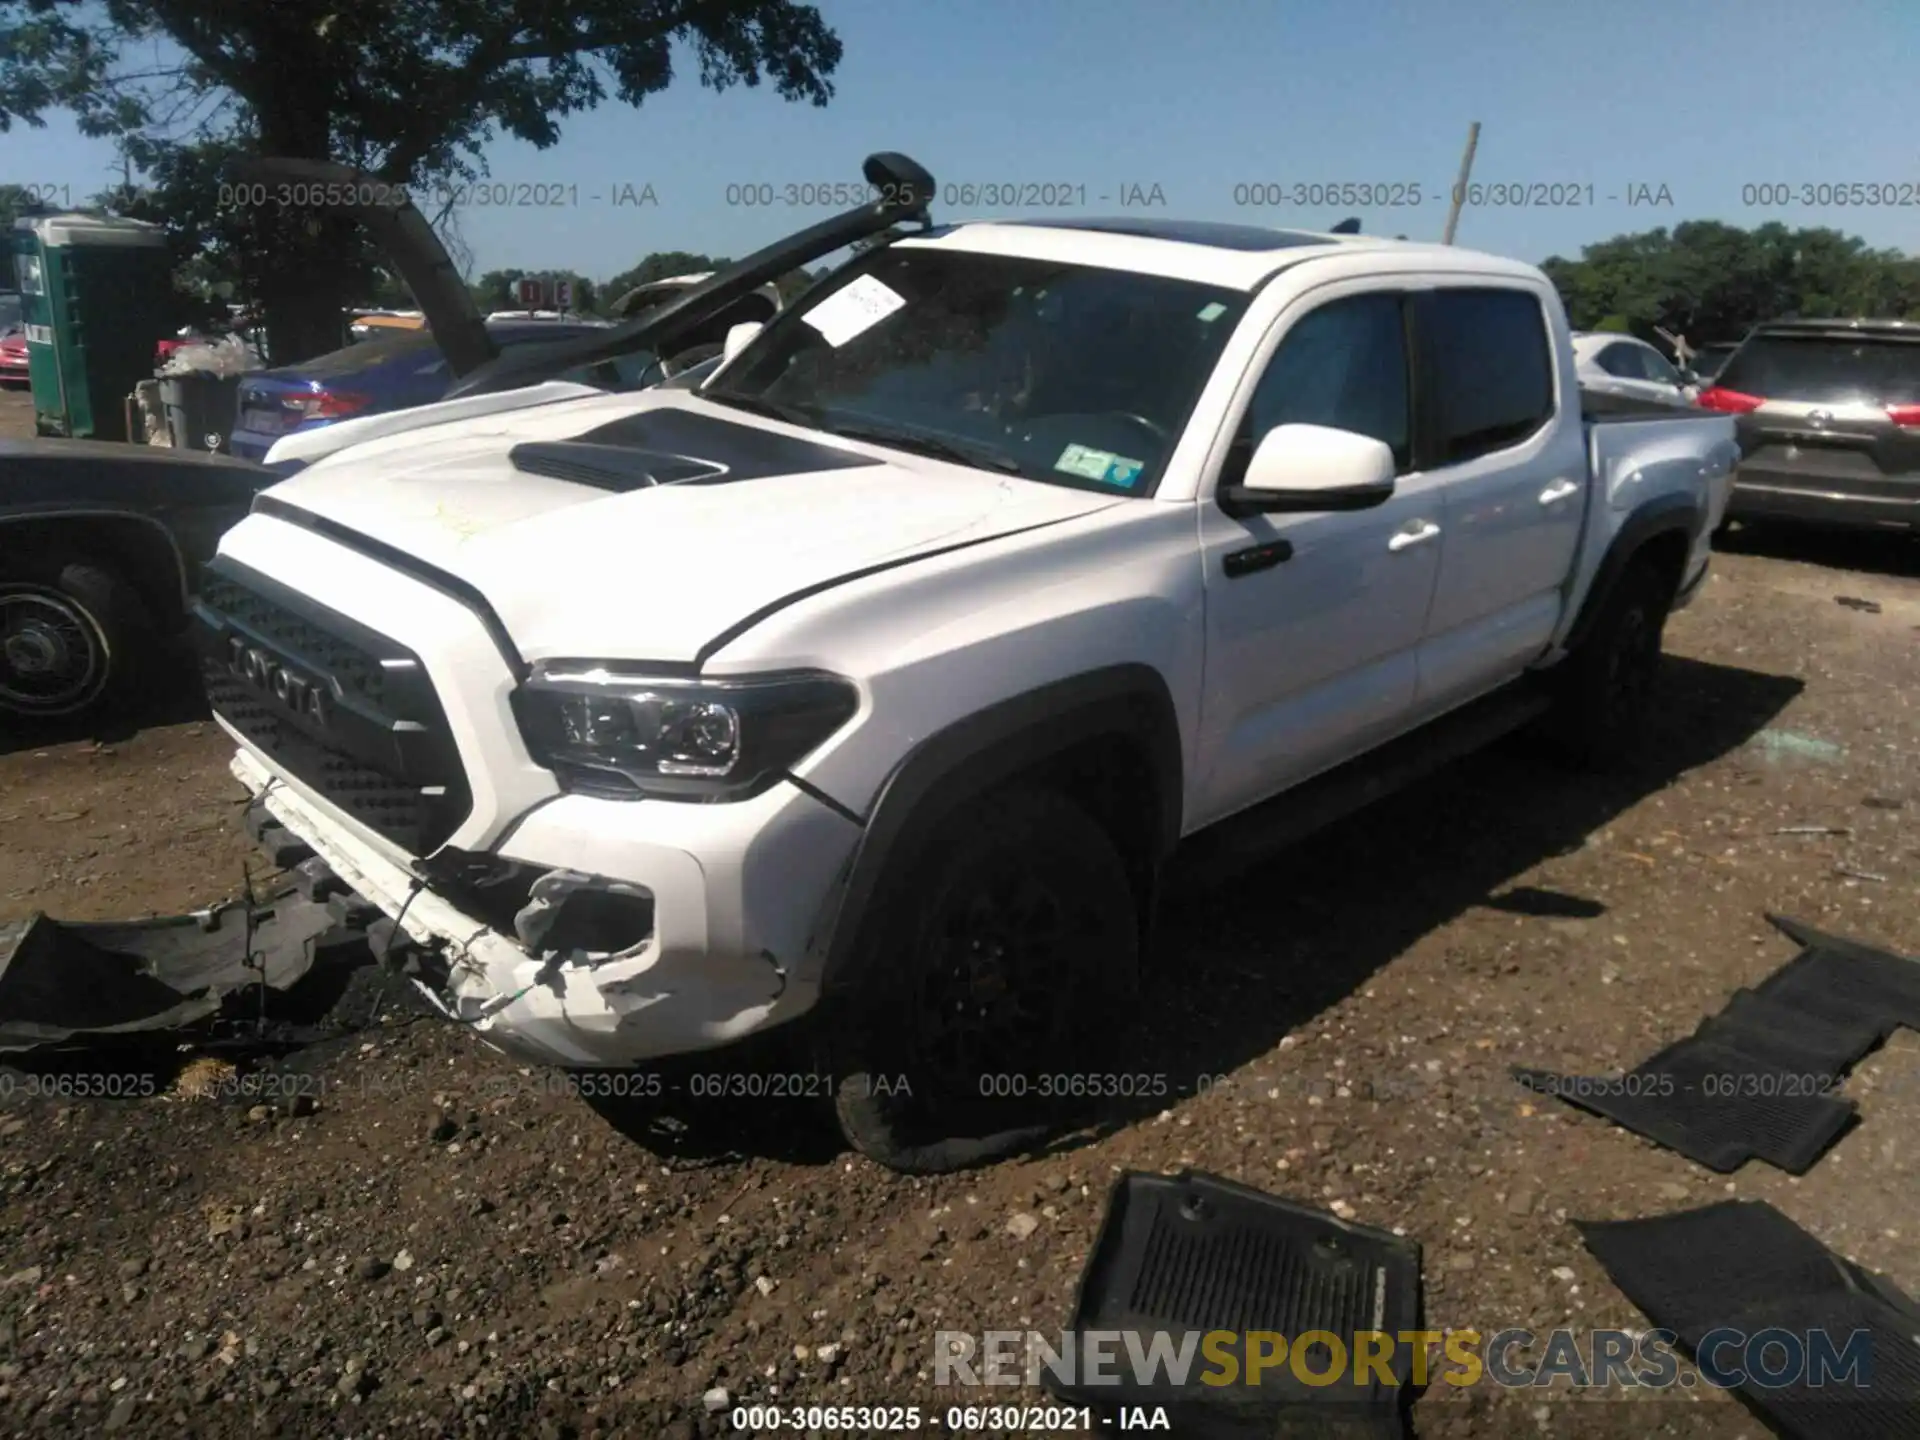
[801, 274, 907, 347]
[1056, 443, 1144, 487]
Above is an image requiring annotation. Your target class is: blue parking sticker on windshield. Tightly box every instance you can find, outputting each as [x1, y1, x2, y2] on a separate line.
[1056, 444, 1144, 487]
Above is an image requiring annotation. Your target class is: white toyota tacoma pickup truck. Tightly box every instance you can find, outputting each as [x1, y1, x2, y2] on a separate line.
[193, 156, 1738, 1171]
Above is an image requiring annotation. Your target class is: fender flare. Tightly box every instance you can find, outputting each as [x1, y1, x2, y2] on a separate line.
[812, 663, 1184, 994]
[1561, 491, 1702, 655]
[0, 507, 191, 610]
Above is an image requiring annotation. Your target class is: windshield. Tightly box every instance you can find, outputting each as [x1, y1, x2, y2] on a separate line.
[0, 293, 20, 333]
[1717, 333, 1920, 405]
[701, 245, 1250, 495]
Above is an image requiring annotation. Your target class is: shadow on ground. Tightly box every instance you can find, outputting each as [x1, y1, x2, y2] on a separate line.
[0, 639, 211, 758]
[577, 653, 1802, 1169]
[1716, 518, 1919, 580]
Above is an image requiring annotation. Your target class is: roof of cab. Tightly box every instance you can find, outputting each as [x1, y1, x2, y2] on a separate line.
[904, 215, 1543, 291]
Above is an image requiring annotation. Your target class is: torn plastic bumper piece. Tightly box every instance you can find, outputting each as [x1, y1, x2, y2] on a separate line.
[232, 751, 799, 1069]
[0, 895, 336, 1052]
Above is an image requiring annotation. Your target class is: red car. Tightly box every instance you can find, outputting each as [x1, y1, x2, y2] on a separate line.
[0, 329, 27, 387]
[0, 292, 26, 387]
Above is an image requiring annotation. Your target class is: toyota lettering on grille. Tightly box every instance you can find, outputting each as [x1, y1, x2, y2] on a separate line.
[227, 636, 333, 728]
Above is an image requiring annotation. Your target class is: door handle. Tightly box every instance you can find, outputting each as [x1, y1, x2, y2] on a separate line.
[1538, 479, 1580, 504]
[1388, 520, 1441, 551]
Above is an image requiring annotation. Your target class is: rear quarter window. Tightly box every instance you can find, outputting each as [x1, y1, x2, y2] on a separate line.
[1421, 288, 1556, 465]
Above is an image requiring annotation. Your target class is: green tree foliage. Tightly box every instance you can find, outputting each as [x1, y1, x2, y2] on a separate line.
[0, 181, 52, 230]
[0, 1, 841, 361]
[1542, 221, 1920, 345]
[602, 251, 728, 305]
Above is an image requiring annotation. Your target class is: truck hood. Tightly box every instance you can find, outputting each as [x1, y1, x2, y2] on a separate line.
[257, 394, 1124, 663]
[263, 380, 604, 473]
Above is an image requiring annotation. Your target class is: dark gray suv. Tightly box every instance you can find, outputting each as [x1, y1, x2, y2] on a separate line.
[1700, 318, 1920, 531]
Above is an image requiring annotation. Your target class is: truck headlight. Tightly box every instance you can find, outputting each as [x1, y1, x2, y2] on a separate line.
[511, 664, 859, 800]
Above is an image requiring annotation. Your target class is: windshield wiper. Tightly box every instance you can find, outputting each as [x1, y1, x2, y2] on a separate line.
[697, 389, 821, 428]
[815, 419, 1024, 475]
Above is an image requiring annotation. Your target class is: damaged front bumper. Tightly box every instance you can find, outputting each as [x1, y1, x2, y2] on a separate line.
[231, 748, 860, 1068]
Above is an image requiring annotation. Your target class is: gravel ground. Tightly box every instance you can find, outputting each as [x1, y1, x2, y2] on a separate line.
[1, 496, 1917, 1437]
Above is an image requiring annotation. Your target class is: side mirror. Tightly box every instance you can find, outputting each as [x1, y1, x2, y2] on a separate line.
[1219, 423, 1398, 518]
[722, 321, 763, 362]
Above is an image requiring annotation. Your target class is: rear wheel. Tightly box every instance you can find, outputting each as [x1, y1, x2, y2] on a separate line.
[826, 788, 1140, 1174]
[1543, 556, 1675, 769]
[0, 551, 151, 722]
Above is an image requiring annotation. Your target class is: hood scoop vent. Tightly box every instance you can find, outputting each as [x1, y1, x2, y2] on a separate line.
[506, 442, 723, 492]
[505, 406, 886, 493]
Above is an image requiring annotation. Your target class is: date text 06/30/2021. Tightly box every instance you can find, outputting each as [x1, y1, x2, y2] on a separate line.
[722, 1403, 1171, 1431]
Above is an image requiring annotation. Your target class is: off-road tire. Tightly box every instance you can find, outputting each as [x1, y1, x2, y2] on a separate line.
[0, 550, 152, 722]
[1544, 556, 1675, 770]
[828, 788, 1140, 1174]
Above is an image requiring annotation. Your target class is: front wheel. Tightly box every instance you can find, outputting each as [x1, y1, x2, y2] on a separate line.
[0, 552, 149, 722]
[1542, 556, 1675, 769]
[826, 788, 1141, 1174]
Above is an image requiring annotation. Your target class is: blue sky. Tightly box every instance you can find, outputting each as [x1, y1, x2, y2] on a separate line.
[16, 0, 1920, 281]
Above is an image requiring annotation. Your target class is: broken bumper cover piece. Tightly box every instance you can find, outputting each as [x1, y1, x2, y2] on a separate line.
[230, 748, 859, 1068]
[0, 894, 334, 1052]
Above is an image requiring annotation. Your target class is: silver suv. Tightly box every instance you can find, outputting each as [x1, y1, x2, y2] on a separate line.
[1701, 318, 1920, 531]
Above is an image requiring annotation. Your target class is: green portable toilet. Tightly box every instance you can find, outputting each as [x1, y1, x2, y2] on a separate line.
[10, 212, 175, 441]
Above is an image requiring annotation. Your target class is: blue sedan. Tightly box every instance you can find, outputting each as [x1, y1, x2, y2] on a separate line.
[227, 318, 613, 462]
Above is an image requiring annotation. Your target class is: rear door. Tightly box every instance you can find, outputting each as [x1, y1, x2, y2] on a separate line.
[1413, 285, 1589, 714]
[1715, 328, 1920, 515]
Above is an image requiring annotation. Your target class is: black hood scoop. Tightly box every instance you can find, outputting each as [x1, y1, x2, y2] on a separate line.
[508, 406, 883, 493]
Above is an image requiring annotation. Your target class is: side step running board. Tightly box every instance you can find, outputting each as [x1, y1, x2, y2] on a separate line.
[1169, 683, 1551, 894]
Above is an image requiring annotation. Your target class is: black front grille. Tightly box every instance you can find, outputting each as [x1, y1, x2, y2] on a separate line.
[193, 559, 472, 854]
[198, 573, 391, 704]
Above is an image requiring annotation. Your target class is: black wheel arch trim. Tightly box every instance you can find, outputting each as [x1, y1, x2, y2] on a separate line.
[1561, 492, 1702, 655]
[812, 663, 1184, 994]
[0, 507, 190, 609]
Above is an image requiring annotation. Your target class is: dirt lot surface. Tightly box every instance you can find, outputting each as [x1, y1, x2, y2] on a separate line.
[0, 387, 34, 439]
[1, 514, 1917, 1438]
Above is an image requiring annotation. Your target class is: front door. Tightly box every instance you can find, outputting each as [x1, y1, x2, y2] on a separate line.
[1193, 285, 1444, 829]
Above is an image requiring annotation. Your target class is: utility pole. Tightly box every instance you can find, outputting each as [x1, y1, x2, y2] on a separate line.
[1441, 122, 1482, 245]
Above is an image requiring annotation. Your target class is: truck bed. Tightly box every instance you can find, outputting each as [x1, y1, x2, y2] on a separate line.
[1580, 386, 1707, 422]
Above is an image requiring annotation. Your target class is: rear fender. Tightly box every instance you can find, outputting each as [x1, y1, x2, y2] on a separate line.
[1557, 493, 1700, 657]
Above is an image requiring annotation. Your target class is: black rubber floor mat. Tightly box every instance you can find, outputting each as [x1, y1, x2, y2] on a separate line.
[1578, 1201, 1920, 1439]
[1045, 1170, 1420, 1438]
[1513, 1036, 1857, 1174]
[1695, 988, 1880, 1077]
[1516, 915, 1920, 1173]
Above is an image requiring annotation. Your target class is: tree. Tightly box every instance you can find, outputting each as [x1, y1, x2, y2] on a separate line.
[1542, 223, 1920, 346]
[0, 2, 842, 362]
[0, 182, 54, 230]
[602, 251, 728, 304]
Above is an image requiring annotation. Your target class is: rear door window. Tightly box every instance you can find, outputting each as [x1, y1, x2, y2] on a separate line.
[1635, 345, 1683, 386]
[1594, 343, 1638, 378]
[1420, 289, 1556, 465]
[1716, 334, 1920, 405]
